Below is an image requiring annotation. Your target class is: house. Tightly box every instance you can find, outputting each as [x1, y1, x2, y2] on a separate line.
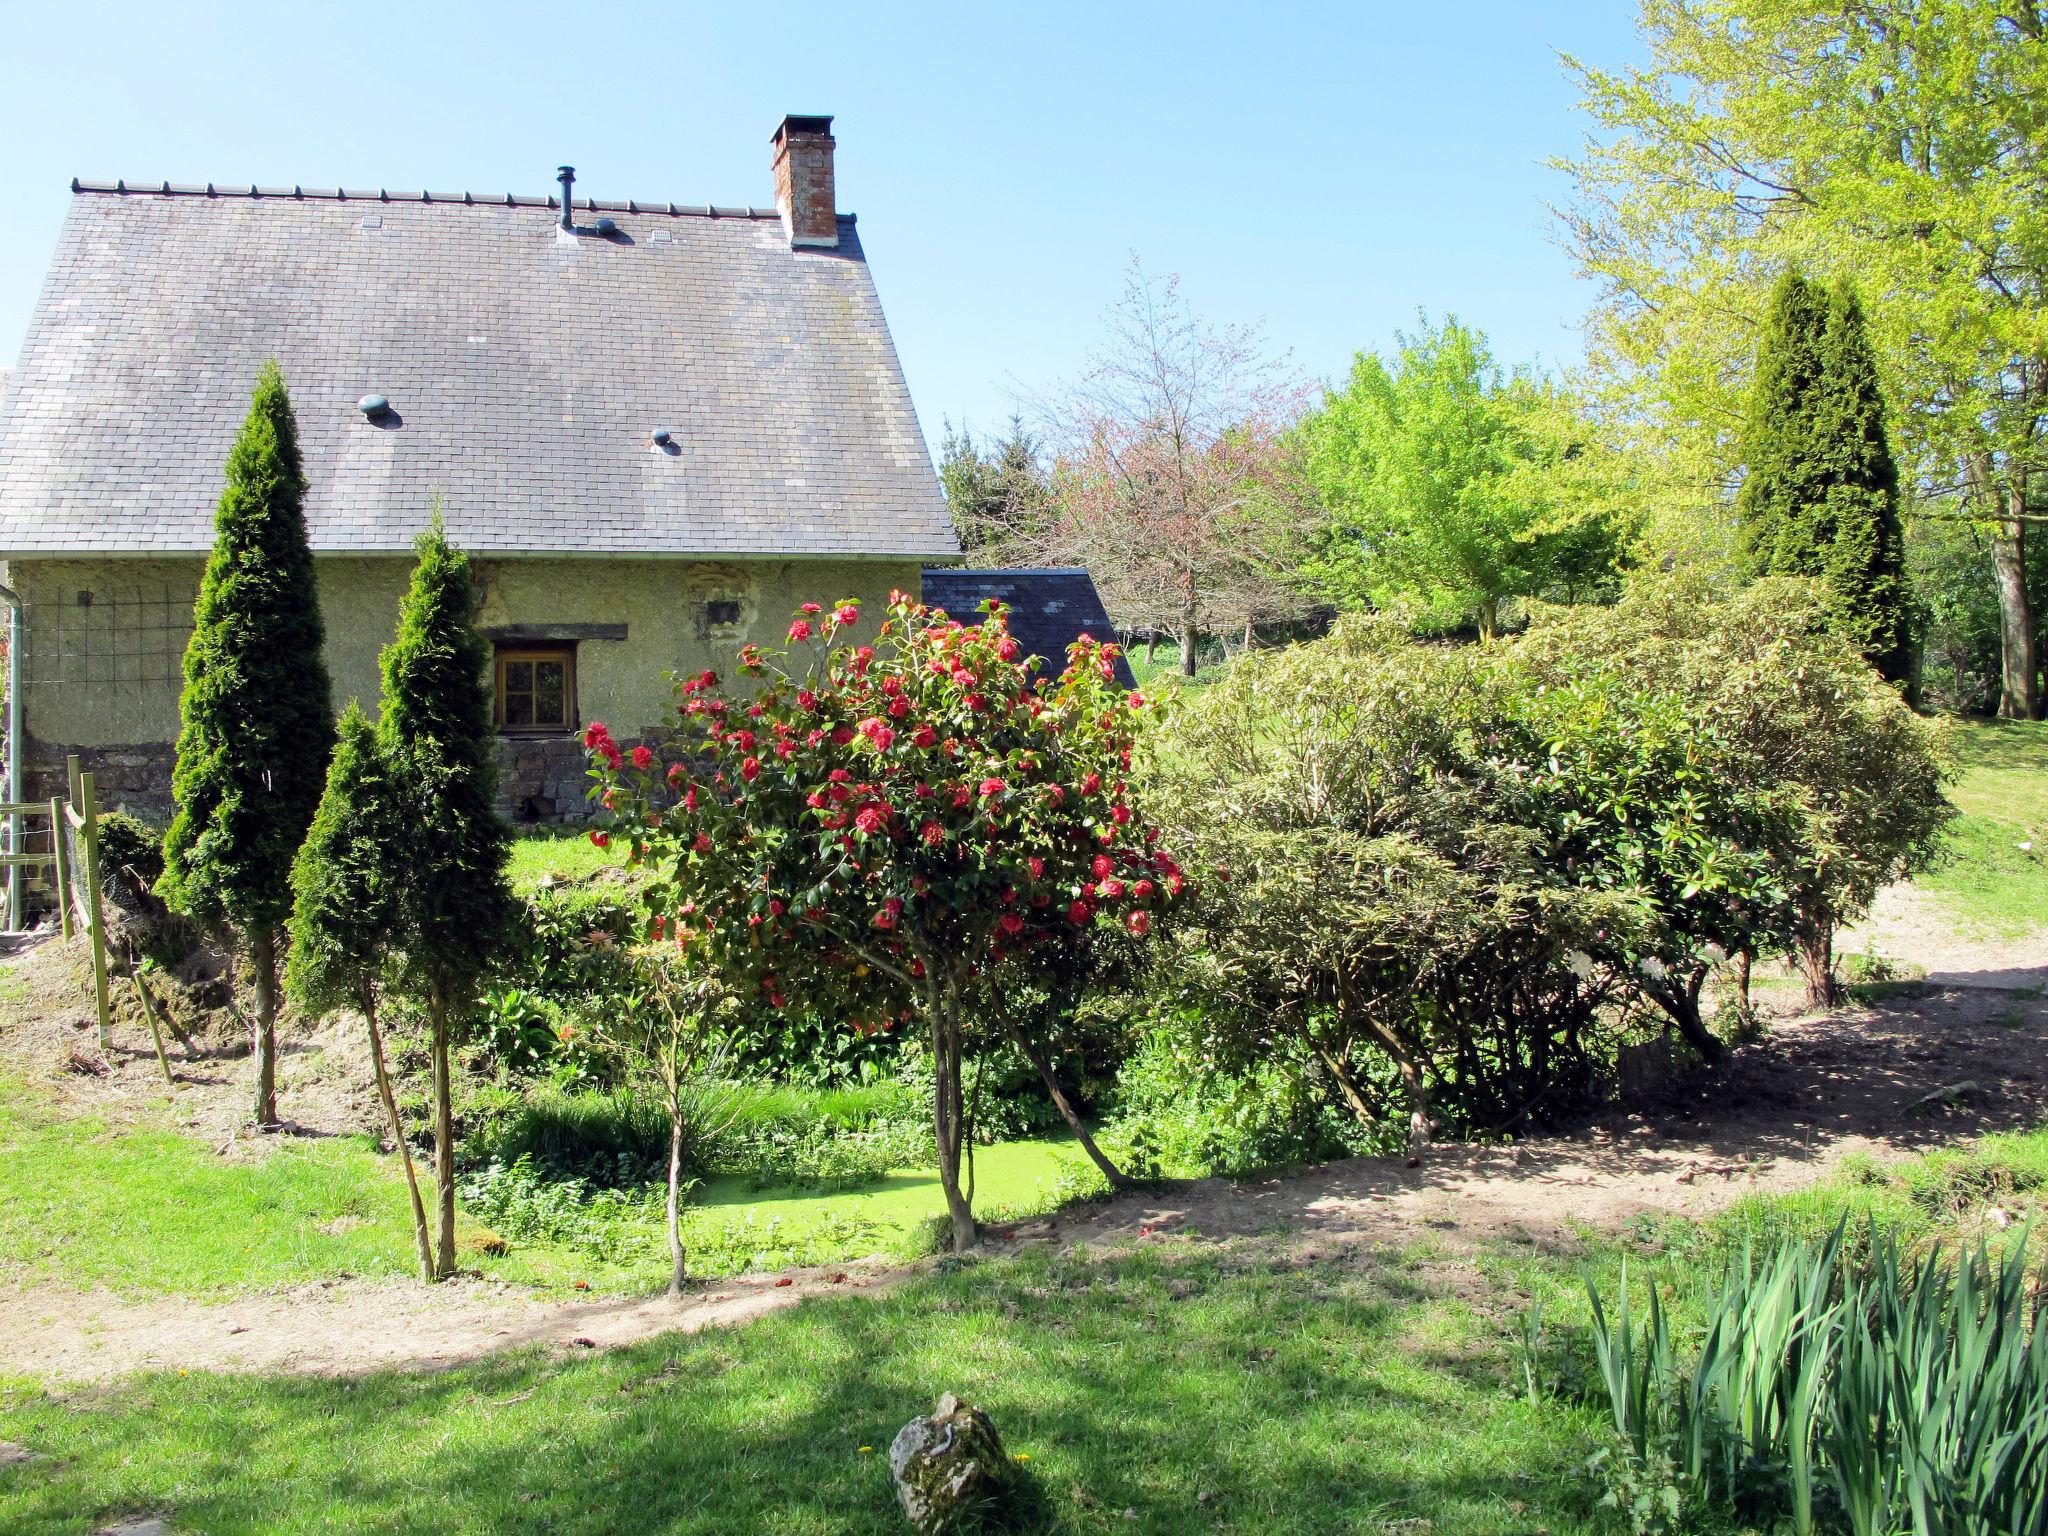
[919, 568, 1137, 690]
[0, 116, 957, 825]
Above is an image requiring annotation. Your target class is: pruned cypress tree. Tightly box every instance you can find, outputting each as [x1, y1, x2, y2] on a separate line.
[286, 703, 433, 1281]
[378, 514, 518, 1278]
[1737, 272, 1913, 685]
[1814, 282, 1912, 684]
[158, 361, 334, 1126]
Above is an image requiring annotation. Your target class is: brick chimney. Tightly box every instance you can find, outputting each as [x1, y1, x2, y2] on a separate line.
[772, 114, 839, 248]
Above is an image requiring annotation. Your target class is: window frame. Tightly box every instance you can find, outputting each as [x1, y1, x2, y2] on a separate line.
[492, 644, 578, 736]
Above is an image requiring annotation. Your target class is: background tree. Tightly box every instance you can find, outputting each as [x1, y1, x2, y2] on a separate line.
[1036, 257, 1313, 675]
[157, 360, 334, 1127]
[589, 594, 1179, 1250]
[938, 416, 1056, 563]
[1560, 0, 2048, 716]
[1738, 273, 1913, 683]
[378, 517, 519, 1278]
[1296, 317, 1630, 637]
[285, 703, 432, 1281]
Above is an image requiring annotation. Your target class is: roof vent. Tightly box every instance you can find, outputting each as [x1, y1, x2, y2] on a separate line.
[556, 166, 575, 233]
[357, 394, 390, 418]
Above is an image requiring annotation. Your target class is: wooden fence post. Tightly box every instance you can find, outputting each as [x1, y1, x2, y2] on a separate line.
[49, 796, 74, 941]
[76, 771, 112, 1050]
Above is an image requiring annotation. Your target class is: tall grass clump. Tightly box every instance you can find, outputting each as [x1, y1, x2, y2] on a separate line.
[1569, 1225, 2047, 1536]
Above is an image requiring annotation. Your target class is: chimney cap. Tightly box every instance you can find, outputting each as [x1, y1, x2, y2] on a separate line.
[773, 114, 834, 143]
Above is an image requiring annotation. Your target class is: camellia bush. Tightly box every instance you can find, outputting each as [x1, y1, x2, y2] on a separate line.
[586, 591, 1181, 1250]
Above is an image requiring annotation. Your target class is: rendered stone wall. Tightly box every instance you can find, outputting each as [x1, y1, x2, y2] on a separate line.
[6, 554, 924, 825]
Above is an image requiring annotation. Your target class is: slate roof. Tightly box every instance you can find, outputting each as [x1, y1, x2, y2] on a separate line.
[0, 182, 957, 559]
[920, 567, 1137, 690]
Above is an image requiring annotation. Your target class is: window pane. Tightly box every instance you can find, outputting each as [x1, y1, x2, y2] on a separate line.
[505, 660, 533, 693]
[504, 691, 534, 725]
[534, 679, 564, 724]
[535, 660, 563, 690]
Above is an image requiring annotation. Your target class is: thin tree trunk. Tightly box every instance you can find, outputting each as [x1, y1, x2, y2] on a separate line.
[1145, 631, 1159, 664]
[1736, 950, 1753, 1010]
[1658, 979, 1726, 1064]
[122, 942, 175, 1088]
[250, 924, 279, 1127]
[1991, 495, 2039, 719]
[1797, 926, 1840, 1011]
[1316, 1044, 1384, 1131]
[1178, 626, 1197, 678]
[666, 1101, 687, 1297]
[365, 989, 434, 1284]
[929, 985, 977, 1251]
[430, 988, 457, 1279]
[1397, 1054, 1431, 1159]
[1008, 1023, 1131, 1188]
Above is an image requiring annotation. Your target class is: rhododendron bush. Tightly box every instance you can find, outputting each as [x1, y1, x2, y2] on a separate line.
[585, 591, 1180, 1249]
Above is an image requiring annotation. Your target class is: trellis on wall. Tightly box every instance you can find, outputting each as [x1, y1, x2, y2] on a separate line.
[19, 579, 198, 693]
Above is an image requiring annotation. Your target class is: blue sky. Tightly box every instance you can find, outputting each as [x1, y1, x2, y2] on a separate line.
[0, 1, 1643, 453]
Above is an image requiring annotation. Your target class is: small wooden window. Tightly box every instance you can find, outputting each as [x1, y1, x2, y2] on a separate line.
[495, 646, 576, 734]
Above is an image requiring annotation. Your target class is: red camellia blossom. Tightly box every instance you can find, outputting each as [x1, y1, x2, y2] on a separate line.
[912, 725, 938, 749]
[631, 745, 655, 771]
[1126, 911, 1151, 936]
[996, 636, 1021, 661]
[1067, 899, 1093, 925]
[834, 604, 859, 626]
[1091, 854, 1114, 879]
[1081, 772, 1101, 795]
[1027, 856, 1046, 880]
[589, 830, 609, 848]
[796, 689, 818, 711]
[978, 777, 1006, 798]
[788, 619, 814, 642]
[855, 805, 887, 834]
[800, 602, 823, 615]
[830, 725, 855, 747]
[997, 913, 1025, 937]
[741, 756, 761, 782]
[921, 820, 943, 846]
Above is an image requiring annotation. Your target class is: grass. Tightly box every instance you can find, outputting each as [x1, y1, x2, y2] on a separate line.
[505, 825, 625, 890]
[1917, 717, 2047, 937]
[0, 1079, 1100, 1298]
[0, 1242, 1603, 1536]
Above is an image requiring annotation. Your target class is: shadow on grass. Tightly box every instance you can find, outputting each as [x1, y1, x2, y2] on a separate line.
[0, 1248, 1599, 1536]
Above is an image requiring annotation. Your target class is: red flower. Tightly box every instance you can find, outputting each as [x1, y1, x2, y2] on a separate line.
[887, 696, 911, 719]
[881, 677, 903, 697]
[834, 604, 860, 626]
[921, 820, 943, 846]
[800, 602, 823, 615]
[912, 725, 938, 749]
[631, 745, 655, 771]
[797, 689, 818, 711]
[741, 756, 761, 782]
[1027, 856, 1046, 880]
[582, 722, 612, 750]
[1081, 772, 1101, 795]
[997, 913, 1025, 937]
[731, 729, 756, 751]
[996, 636, 1021, 661]
[667, 763, 686, 787]
[1100, 878, 1126, 899]
[769, 898, 786, 917]
[693, 832, 712, 854]
[1111, 804, 1132, 824]
[978, 777, 1006, 798]
[1066, 899, 1093, 926]
[588, 830, 609, 849]
[788, 619, 813, 642]
[1128, 691, 1146, 708]
[831, 726, 855, 747]
[855, 805, 886, 834]
[1133, 879, 1156, 899]
[1091, 854, 1114, 879]
[1126, 911, 1151, 936]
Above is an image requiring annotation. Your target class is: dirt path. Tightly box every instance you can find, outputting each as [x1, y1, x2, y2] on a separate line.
[1840, 883, 2047, 993]
[5, 977, 2043, 1384]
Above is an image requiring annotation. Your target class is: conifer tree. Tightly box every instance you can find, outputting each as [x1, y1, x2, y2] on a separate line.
[1737, 273, 1913, 685]
[158, 361, 334, 1126]
[1736, 271, 1832, 578]
[286, 703, 433, 1281]
[378, 516, 518, 1278]
[1814, 282, 1912, 685]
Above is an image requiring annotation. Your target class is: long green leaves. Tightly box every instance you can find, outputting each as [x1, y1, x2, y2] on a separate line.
[1574, 1224, 2045, 1536]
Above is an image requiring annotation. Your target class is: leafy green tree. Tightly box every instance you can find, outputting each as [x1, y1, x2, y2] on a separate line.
[1297, 317, 1629, 638]
[1560, 1, 2048, 716]
[158, 361, 335, 1126]
[285, 704, 432, 1281]
[378, 517, 519, 1277]
[1738, 274, 1913, 682]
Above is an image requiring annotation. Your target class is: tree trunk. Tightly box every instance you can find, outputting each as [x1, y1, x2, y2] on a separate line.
[1316, 1044, 1384, 1131]
[1991, 495, 2039, 719]
[1797, 926, 1840, 1011]
[365, 989, 434, 1284]
[1735, 950, 1753, 1010]
[250, 924, 279, 1127]
[1145, 631, 1159, 664]
[430, 988, 457, 1279]
[1397, 1054, 1431, 1159]
[1656, 976, 1726, 1064]
[1178, 626, 1197, 678]
[1179, 576, 1200, 678]
[1008, 1023, 1132, 1188]
[666, 1105, 687, 1297]
[929, 986, 977, 1251]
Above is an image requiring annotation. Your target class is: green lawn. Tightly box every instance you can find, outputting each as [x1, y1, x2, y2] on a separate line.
[5, 1125, 2041, 1535]
[0, 1240, 1603, 1536]
[505, 825, 625, 889]
[0, 1082, 1100, 1298]
[1918, 717, 2047, 937]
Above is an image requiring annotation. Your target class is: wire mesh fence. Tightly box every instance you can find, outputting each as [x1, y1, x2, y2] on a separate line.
[19, 578, 197, 692]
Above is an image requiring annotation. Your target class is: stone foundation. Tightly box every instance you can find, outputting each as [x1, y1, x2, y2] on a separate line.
[22, 738, 179, 825]
[494, 734, 600, 825]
